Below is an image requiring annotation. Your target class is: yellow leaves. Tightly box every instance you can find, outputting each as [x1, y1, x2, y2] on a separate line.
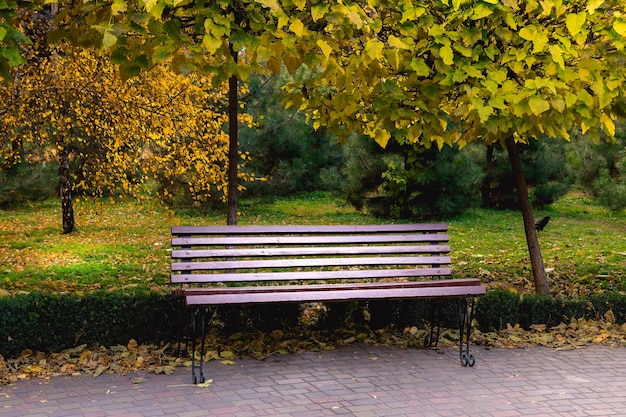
[439, 45, 454, 65]
[102, 27, 118, 50]
[565, 12, 587, 36]
[400, 4, 426, 21]
[384, 48, 402, 71]
[577, 89, 594, 107]
[111, 0, 127, 16]
[586, 0, 605, 14]
[289, 18, 305, 37]
[374, 128, 391, 148]
[0, 341, 183, 384]
[565, 12, 590, 44]
[518, 25, 549, 52]
[256, 0, 280, 12]
[549, 44, 565, 70]
[317, 39, 333, 60]
[613, 18, 626, 36]
[292, 0, 306, 10]
[471, 2, 495, 20]
[528, 95, 550, 116]
[410, 58, 430, 77]
[600, 113, 616, 137]
[387, 35, 412, 50]
[143, 0, 165, 19]
[203, 28, 223, 55]
[332, 3, 366, 29]
[364, 39, 384, 61]
[311, 3, 330, 22]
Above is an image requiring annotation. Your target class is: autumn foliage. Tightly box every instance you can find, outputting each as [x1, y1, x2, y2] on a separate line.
[1, 39, 254, 223]
[0, 6, 259, 228]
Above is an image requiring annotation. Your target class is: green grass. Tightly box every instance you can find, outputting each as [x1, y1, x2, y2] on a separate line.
[0, 191, 624, 297]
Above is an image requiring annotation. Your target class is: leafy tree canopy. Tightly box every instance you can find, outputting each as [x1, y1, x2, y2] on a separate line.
[0, 0, 32, 79]
[282, 0, 626, 149]
[6, 0, 622, 152]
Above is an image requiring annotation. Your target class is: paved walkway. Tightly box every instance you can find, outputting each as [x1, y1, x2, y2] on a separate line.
[1, 345, 625, 416]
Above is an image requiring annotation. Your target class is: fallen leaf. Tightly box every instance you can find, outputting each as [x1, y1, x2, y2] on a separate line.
[196, 379, 213, 388]
[153, 366, 176, 375]
[219, 351, 235, 359]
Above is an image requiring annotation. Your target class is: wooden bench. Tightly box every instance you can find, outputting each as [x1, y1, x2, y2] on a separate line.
[171, 224, 486, 383]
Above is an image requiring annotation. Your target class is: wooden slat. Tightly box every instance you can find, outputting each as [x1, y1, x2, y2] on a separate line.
[181, 278, 482, 295]
[172, 234, 449, 247]
[171, 245, 450, 259]
[185, 281, 486, 305]
[172, 256, 451, 272]
[172, 224, 448, 236]
[171, 267, 453, 284]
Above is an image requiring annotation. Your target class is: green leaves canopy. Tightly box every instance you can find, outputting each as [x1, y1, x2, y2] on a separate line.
[56, 0, 370, 82]
[283, 0, 626, 148]
[12, 0, 626, 150]
[0, 0, 32, 79]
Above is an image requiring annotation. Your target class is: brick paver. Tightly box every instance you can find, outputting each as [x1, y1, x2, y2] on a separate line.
[1, 345, 625, 416]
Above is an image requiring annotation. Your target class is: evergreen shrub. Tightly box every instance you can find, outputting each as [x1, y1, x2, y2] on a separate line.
[572, 123, 626, 211]
[0, 292, 178, 359]
[475, 289, 520, 332]
[0, 162, 58, 208]
[5, 290, 626, 358]
[476, 290, 626, 332]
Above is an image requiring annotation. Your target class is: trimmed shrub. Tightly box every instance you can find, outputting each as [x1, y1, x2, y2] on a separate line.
[519, 294, 562, 328]
[587, 292, 626, 323]
[475, 289, 520, 332]
[476, 290, 626, 332]
[0, 291, 178, 359]
[5, 289, 626, 359]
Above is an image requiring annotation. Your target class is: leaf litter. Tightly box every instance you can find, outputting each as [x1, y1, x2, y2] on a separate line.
[2, 313, 626, 386]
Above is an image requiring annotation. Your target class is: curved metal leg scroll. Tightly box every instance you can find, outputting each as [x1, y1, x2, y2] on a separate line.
[458, 297, 476, 367]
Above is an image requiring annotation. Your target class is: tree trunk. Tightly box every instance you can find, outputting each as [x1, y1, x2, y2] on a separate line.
[481, 144, 494, 207]
[227, 48, 239, 226]
[505, 136, 550, 295]
[58, 139, 74, 234]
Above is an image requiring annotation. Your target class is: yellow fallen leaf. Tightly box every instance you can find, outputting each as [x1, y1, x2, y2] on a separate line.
[219, 351, 235, 359]
[153, 366, 176, 375]
[196, 379, 213, 388]
[127, 339, 138, 352]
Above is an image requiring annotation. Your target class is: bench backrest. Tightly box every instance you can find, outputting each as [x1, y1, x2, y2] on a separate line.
[171, 224, 452, 287]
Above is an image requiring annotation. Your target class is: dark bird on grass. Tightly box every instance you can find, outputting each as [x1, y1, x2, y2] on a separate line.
[535, 216, 551, 231]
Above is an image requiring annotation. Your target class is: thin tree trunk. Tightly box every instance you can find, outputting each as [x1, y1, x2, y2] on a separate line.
[227, 53, 239, 226]
[505, 136, 550, 295]
[58, 139, 74, 234]
[481, 144, 494, 207]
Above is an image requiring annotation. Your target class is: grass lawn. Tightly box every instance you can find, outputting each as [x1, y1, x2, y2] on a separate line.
[0, 191, 625, 297]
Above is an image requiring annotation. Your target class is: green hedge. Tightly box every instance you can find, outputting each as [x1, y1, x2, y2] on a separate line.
[476, 289, 626, 332]
[4, 290, 626, 359]
[0, 292, 179, 359]
[0, 293, 466, 358]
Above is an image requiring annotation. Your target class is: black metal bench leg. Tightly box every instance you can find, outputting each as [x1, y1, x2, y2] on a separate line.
[176, 296, 187, 357]
[424, 299, 442, 348]
[190, 307, 208, 384]
[458, 298, 476, 367]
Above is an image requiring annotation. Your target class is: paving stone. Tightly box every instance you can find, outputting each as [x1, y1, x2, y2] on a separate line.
[1, 345, 625, 416]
